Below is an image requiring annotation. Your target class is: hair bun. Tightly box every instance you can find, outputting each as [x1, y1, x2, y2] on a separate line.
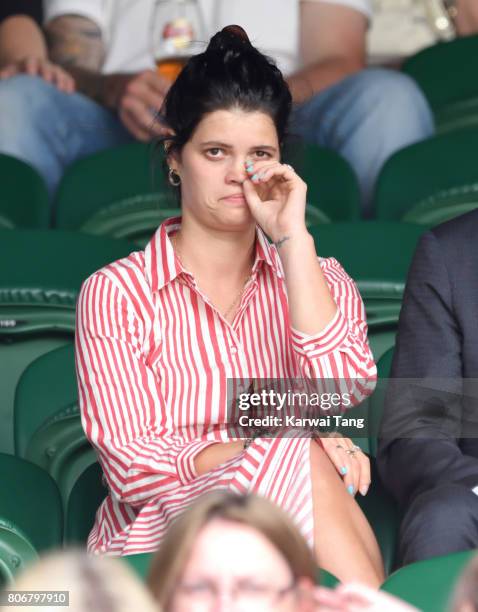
[206, 24, 251, 54]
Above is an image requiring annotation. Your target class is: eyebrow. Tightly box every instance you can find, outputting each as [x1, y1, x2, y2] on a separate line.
[200, 141, 278, 152]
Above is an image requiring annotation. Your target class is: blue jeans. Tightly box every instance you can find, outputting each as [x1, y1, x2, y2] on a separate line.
[290, 68, 435, 217]
[0, 75, 133, 199]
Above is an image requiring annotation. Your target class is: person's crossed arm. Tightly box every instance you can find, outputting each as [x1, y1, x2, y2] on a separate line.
[287, 0, 368, 104]
[45, 14, 171, 140]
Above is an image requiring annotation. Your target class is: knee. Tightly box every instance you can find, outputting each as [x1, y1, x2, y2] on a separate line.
[0, 75, 55, 126]
[353, 68, 434, 134]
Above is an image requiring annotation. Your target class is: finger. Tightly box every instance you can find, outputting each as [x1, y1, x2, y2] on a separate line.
[24, 56, 40, 76]
[323, 439, 355, 495]
[121, 95, 164, 137]
[140, 69, 172, 95]
[124, 74, 166, 111]
[242, 177, 265, 214]
[51, 67, 74, 92]
[355, 450, 371, 496]
[248, 161, 299, 185]
[343, 441, 361, 494]
[39, 63, 55, 83]
[119, 108, 152, 142]
[0, 66, 17, 79]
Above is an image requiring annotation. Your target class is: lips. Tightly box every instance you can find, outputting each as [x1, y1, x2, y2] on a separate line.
[222, 194, 246, 202]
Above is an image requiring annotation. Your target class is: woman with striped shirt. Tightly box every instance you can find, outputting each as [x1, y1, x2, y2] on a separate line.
[75, 25, 382, 585]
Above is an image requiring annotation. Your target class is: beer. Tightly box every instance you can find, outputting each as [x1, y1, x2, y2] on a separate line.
[152, 1, 205, 82]
[156, 56, 188, 81]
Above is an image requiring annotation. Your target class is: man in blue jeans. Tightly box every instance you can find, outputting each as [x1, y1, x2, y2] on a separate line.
[0, 0, 434, 216]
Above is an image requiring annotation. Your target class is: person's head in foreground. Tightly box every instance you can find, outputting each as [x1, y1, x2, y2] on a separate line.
[147, 491, 317, 611]
[452, 554, 478, 612]
[1, 549, 160, 612]
[160, 23, 292, 234]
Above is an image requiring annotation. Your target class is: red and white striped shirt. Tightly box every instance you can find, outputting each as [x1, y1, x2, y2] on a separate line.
[75, 217, 376, 554]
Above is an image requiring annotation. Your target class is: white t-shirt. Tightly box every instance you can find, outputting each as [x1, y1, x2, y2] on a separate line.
[44, 0, 372, 76]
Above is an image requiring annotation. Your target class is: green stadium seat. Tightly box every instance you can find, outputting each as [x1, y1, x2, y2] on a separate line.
[402, 35, 478, 135]
[0, 154, 49, 230]
[54, 142, 179, 246]
[0, 229, 135, 453]
[381, 550, 476, 612]
[0, 454, 63, 586]
[14, 344, 97, 524]
[282, 142, 361, 222]
[374, 129, 478, 225]
[53, 142, 361, 247]
[65, 462, 106, 545]
[308, 221, 424, 360]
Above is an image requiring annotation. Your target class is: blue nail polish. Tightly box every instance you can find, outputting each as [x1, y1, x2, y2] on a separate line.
[347, 484, 354, 495]
[251, 174, 258, 181]
[340, 466, 348, 475]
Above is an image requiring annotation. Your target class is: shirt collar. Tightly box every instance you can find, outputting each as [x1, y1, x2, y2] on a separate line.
[145, 216, 284, 294]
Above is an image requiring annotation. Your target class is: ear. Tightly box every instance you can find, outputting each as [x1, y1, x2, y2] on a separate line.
[164, 141, 180, 171]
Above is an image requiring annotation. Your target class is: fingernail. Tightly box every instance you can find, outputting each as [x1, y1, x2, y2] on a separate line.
[347, 484, 354, 495]
[360, 485, 369, 496]
[251, 174, 258, 181]
[340, 466, 348, 475]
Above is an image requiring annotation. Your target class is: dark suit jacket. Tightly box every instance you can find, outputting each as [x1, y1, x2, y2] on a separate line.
[377, 209, 478, 508]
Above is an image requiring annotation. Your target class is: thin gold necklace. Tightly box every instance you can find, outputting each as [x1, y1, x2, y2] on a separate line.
[171, 232, 252, 321]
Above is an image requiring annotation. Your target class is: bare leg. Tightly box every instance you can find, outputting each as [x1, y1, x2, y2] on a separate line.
[310, 440, 385, 587]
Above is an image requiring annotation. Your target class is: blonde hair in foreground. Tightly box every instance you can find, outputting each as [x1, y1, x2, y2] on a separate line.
[0, 549, 160, 612]
[147, 490, 317, 608]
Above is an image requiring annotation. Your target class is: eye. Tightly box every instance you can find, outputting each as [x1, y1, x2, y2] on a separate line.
[205, 147, 225, 158]
[254, 150, 272, 159]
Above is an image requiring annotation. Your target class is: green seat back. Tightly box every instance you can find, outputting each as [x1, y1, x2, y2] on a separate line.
[0, 454, 63, 553]
[283, 142, 360, 222]
[54, 142, 360, 247]
[0, 154, 49, 230]
[308, 221, 424, 326]
[402, 35, 478, 134]
[0, 521, 39, 587]
[54, 142, 178, 245]
[374, 129, 478, 223]
[382, 549, 476, 612]
[14, 344, 97, 521]
[0, 229, 135, 453]
[65, 462, 106, 545]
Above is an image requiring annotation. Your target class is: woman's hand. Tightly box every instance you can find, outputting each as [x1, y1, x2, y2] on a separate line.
[319, 435, 371, 497]
[0, 57, 75, 92]
[242, 159, 308, 243]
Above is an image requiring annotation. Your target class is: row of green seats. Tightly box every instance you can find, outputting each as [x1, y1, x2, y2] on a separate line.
[2, 121, 478, 239]
[0, 142, 360, 242]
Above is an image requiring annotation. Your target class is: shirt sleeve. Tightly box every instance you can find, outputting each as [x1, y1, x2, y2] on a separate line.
[289, 257, 377, 404]
[75, 271, 218, 508]
[43, 0, 107, 31]
[300, 0, 373, 20]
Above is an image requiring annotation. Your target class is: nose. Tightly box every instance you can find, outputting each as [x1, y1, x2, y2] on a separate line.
[225, 157, 247, 184]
